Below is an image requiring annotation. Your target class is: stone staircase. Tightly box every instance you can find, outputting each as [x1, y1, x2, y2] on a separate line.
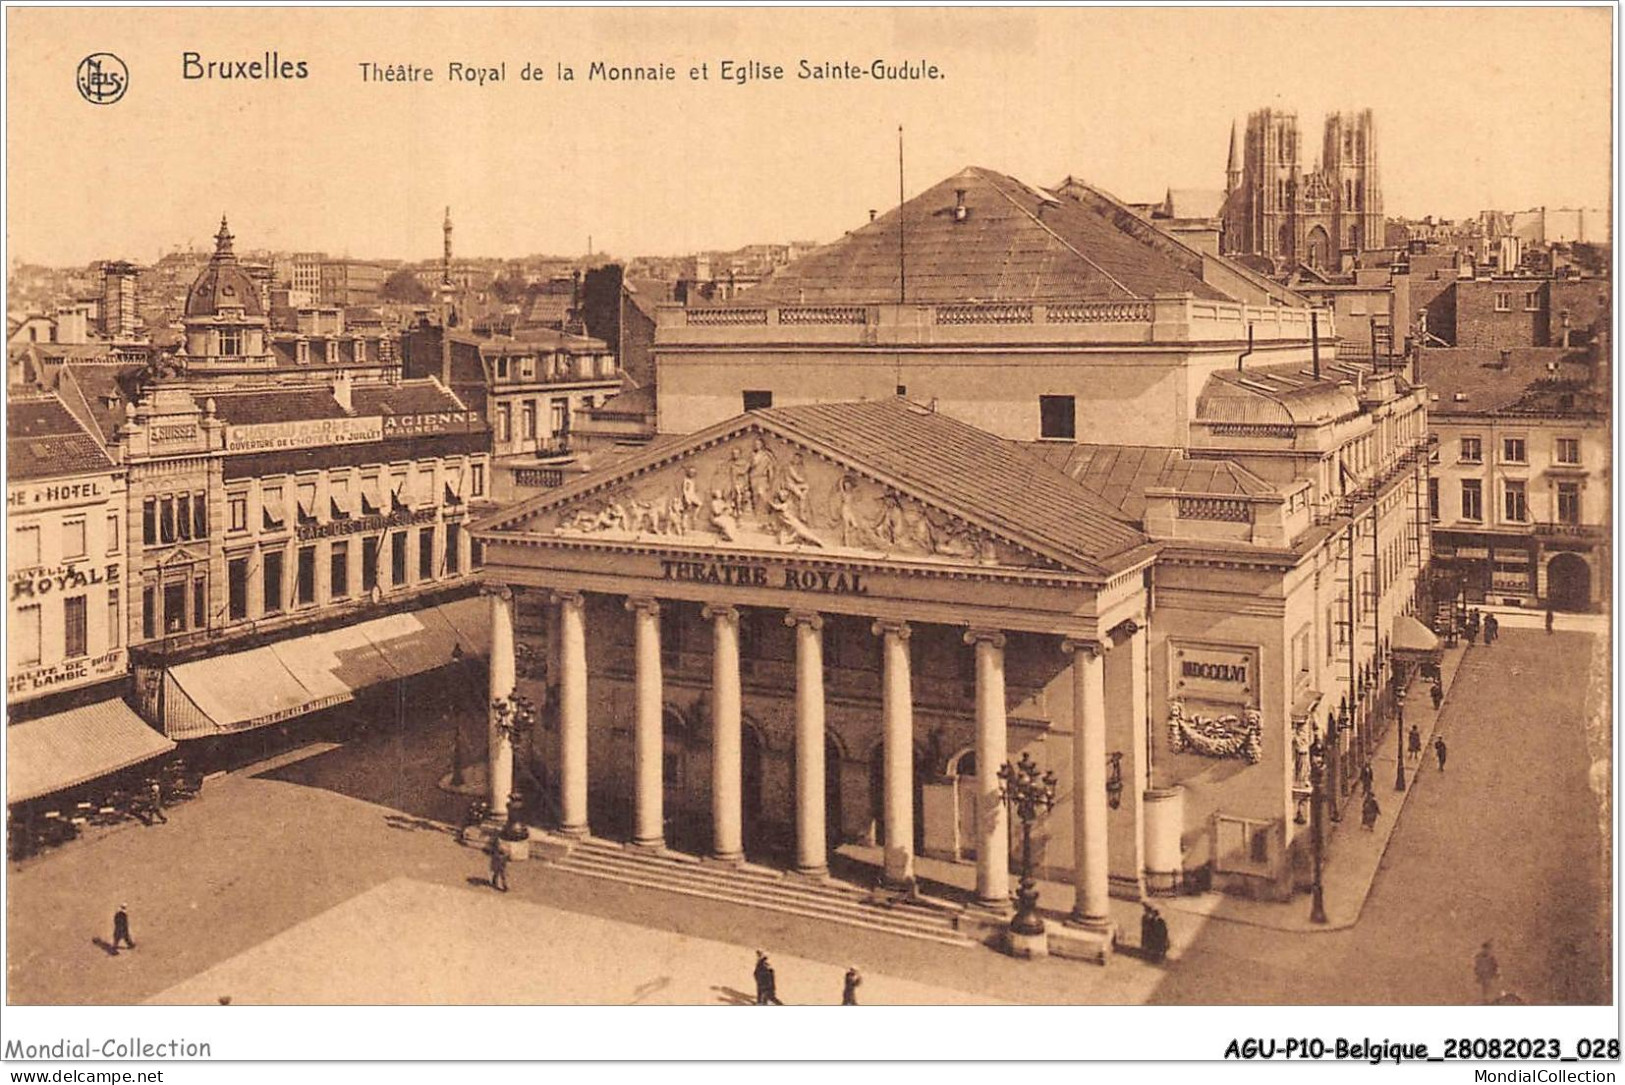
[535, 834, 975, 948]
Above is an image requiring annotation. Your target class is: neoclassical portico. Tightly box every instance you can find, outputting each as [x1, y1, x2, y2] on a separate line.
[471, 401, 1157, 935]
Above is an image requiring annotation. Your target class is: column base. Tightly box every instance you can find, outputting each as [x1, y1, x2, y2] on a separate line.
[879, 872, 917, 896]
[632, 836, 666, 852]
[971, 894, 1015, 917]
[792, 864, 830, 881]
[708, 850, 745, 866]
[1051, 920, 1115, 965]
[557, 823, 589, 839]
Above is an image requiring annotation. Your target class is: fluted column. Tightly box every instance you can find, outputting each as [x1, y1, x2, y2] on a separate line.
[485, 584, 515, 820]
[874, 619, 915, 887]
[704, 604, 743, 862]
[1063, 638, 1112, 931]
[786, 610, 827, 877]
[555, 590, 589, 836]
[964, 629, 1009, 907]
[627, 597, 664, 849]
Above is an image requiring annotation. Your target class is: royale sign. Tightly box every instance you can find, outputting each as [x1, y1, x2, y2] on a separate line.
[8, 648, 126, 698]
[9, 560, 121, 602]
[225, 416, 383, 454]
[659, 559, 869, 595]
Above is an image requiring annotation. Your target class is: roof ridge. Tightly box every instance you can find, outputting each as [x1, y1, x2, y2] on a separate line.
[980, 171, 1139, 299]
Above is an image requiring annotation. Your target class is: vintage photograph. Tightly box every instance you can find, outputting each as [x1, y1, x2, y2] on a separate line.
[2, 3, 1615, 1067]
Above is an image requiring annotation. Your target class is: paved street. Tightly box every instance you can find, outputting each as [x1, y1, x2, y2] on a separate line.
[7, 628, 1609, 1006]
[1149, 628, 1611, 1004]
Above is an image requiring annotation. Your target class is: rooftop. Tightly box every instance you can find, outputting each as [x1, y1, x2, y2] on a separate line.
[8, 394, 117, 481]
[732, 167, 1231, 306]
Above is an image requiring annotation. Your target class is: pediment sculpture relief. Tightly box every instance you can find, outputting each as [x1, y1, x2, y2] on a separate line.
[543, 433, 1034, 567]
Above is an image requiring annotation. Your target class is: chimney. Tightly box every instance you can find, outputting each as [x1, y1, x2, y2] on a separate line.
[869, 209, 878, 223]
[332, 370, 352, 412]
[953, 189, 969, 224]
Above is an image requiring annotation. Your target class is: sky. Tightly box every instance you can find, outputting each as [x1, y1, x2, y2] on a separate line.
[5, 6, 1614, 267]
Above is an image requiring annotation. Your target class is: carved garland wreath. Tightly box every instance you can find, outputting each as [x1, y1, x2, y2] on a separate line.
[1166, 700, 1264, 764]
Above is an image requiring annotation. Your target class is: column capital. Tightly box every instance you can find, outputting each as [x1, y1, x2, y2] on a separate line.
[1061, 637, 1109, 659]
[701, 603, 740, 624]
[963, 628, 1006, 649]
[551, 589, 585, 609]
[478, 581, 514, 601]
[1107, 618, 1144, 643]
[624, 595, 662, 617]
[871, 619, 912, 640]
[784, 609, 824, 632]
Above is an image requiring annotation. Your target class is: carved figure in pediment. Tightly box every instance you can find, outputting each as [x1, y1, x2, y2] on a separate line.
[727, 448, 751, 514]
[784, 453, 812, 522]
[836, 473, 873, 548]
[900, 501, 935, 552]
[628, 498, 661, 534]
[747, 438, 778, 515]
[709, 489, 740, 541]
[873, 490, 909, 547]
[665, 493, 688, 536]
[595, 495, 627, 532]
[769, 487, 825, 547]
[679, 467, 702, 533]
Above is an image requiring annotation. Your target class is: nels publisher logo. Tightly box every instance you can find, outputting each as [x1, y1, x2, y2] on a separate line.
[76, 52, 128, 104]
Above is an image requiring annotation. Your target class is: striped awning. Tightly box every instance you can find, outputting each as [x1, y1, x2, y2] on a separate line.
[7, 698, 176, 805]
[157, 596, 487, 740]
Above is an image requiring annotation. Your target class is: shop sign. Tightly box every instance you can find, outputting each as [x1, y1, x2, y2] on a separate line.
[1455, 547, 1491, 560]
[1170, 642, 1258, 703]
[381, 411, 481, 437]
[225, 416, 383, 454]
[296, 507, 437, 541]
[658, 558, 869, 595]
[9, 560, 121, 602]
[7, 478, 112, 512]
[8, 648, 126, 697]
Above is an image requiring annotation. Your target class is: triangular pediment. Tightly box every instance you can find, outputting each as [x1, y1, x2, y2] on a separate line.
[482, 420, 1068, 572]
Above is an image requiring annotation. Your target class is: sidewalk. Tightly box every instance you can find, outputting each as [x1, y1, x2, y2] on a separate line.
[1155, 640, 1471, 934]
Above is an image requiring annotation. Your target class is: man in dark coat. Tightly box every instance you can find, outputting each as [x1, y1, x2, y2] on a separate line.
[488, 840, 509, 892]
[842, 966, 862, 1005]
[1431, 681, 1444, 712]
[1361, 792, 1381, 830]
[1359, 762, 1374, 795]
[112, 904, 135, 952]
[1484, 614, 1499, 645]
[753, 951, 782, 1005]
[1408, 725, 1423, 761]
[147, 780, 168, 825]
[1434, 735, 1448, 772]
[1545, 606, 1555, 635]
[1147, 909, 1170, 963]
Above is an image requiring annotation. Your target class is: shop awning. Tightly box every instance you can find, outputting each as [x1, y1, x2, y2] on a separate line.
[8, 698, 176, 805]
[156, 598, 487, 740]
[1392, 614, 1442, 657]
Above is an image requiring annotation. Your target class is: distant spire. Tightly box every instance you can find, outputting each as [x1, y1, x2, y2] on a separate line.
[213, 215, 235, 258]
[1225, 120, 1242, 194]
[442, 206, 453, 287]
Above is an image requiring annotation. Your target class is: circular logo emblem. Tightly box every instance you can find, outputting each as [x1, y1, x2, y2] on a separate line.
[76, 53, 128, 105]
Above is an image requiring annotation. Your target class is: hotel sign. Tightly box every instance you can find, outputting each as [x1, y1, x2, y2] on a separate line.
[8, 648, 126, 698]
[225, 416, 383, 454]
[9, 560, 122, 602]
[7, 479, 112, 512]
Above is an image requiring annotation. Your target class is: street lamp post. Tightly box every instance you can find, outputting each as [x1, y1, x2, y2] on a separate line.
[997, 752, 1058, 948]
[1309, 738, 1328, 925]
[1394, 684, 1408, 792]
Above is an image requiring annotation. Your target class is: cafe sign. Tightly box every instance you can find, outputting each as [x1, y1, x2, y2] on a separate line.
[1169, 642, 1258, 705]
[225, 416, 383, 454]
[8, 648, 126, 698]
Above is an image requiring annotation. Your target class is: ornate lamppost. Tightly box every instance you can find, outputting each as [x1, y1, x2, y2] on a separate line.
[997, 752, 1058, 957]
[1309, 738, 1328, 925]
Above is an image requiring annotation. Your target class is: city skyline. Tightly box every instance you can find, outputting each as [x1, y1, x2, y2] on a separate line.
[6, 6, 1613, 267]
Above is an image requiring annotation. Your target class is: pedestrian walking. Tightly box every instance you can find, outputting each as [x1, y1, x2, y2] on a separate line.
[1474, 941, 1501, 1002]
[1464, 624, 1478, 647]
[842, 966, 862, 1005]
[753, 951, 782, 1005]
[1545, 605, 1555, 635]
[488, 839, 509, 893]
[1430, 681, 1444, 712]
[146, 780, 168, 825]
[1408, 725, 1422, 761]
[1434, 735, 1448, 772]
[111, 904, 135, 952]
[1361, 792, 1381, 830]
[1484, 614, 1499, 645]
[1359, 762, 1374, 795]
[1147, 909, 1170, 963]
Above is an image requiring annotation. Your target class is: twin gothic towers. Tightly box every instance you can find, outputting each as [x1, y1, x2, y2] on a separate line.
[1221, 108, 1384, 271]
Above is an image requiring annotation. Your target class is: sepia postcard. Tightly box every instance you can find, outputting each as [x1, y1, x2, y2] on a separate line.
[1, 3, 1617, 1076]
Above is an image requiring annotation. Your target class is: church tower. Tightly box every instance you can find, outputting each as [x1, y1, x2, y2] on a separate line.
[1242, 108, 1301, 262]
[1322, 109, 1383, 254]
